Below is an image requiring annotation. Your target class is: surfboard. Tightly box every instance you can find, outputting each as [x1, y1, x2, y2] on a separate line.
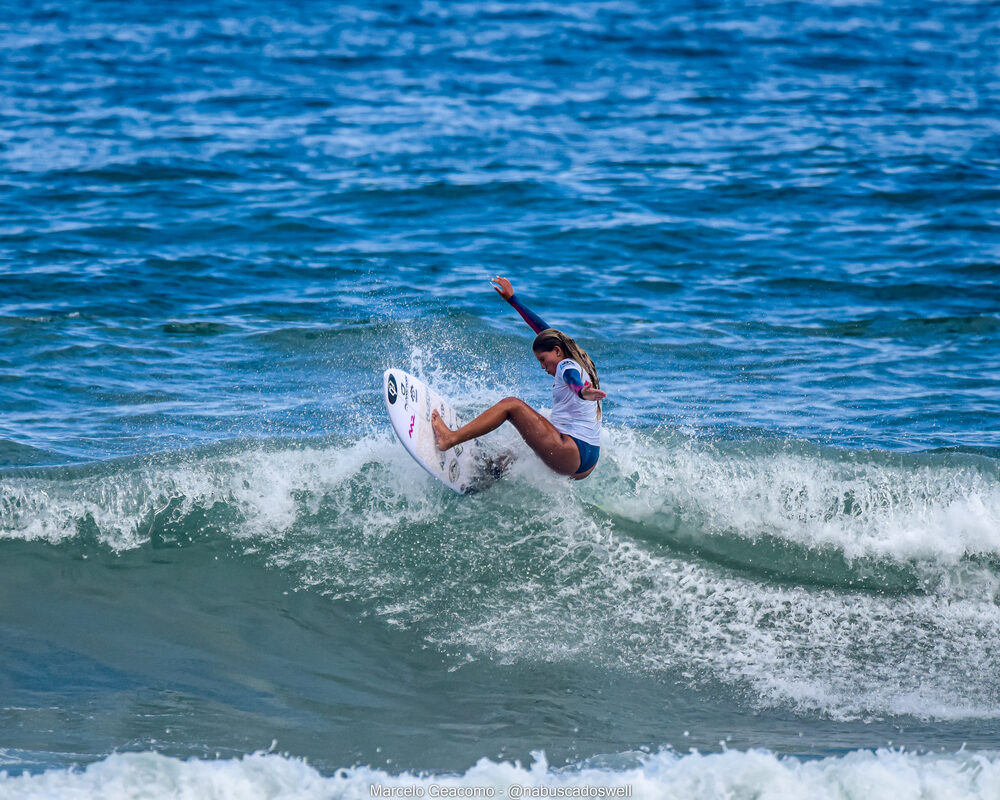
[383, 369, 491, 494]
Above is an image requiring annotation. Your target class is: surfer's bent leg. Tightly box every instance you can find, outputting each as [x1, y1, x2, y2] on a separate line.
[432, 398, 581, 476]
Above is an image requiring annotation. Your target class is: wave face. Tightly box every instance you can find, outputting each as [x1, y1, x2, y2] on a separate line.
[2, 432, 999, 775]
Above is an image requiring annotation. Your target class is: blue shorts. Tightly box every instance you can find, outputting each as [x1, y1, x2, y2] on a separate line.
[570, 435, 600, 474]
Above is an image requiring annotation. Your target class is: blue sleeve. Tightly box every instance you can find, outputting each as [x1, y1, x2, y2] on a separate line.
[561, 367, 586, 396]
[507, 294, 549, 335]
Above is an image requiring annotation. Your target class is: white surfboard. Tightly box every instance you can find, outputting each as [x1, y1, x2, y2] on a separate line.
[383, 369, 491, 494]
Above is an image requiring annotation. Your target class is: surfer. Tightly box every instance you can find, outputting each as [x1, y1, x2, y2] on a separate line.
[431, 277, 606, 479]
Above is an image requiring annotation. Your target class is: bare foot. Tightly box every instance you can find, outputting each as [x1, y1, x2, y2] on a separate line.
[430, 410, 454, 451]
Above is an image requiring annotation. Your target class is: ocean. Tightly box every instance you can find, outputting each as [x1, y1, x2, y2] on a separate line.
[2, 0, 1000, 797]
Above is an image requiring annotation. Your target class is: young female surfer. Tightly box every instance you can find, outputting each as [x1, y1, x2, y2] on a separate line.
[431, 277, 607, 479]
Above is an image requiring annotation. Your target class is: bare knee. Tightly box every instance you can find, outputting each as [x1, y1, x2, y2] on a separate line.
[498, 397, 542, 431]
[500, 396, 528, 415]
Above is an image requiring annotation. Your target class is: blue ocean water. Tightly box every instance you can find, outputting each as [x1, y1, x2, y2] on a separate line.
[2, 0, 1000, 796]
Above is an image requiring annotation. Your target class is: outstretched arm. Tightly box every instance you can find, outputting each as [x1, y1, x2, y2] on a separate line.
[491, 276, 550, 334]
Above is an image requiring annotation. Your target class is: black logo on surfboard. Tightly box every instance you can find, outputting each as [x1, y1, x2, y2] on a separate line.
[387, 374, 398, 404]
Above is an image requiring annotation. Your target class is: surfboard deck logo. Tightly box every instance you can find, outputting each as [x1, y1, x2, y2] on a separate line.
[383, 368, 493, 494]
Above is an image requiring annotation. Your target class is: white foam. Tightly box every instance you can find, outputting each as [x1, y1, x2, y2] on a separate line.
[4, 748, 1000, 800]
[0, 436, 412, 550]
[439, 501, 1000, 720]
[593, 428, 1000, 565]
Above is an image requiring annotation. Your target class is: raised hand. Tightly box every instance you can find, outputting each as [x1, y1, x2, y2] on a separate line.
[490, 276, 514, 300]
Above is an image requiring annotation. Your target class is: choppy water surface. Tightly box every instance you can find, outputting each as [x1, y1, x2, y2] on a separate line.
[2, 0, 1000, 797]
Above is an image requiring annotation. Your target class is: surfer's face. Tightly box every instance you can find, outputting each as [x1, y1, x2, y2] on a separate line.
[534, 345, 564, 376]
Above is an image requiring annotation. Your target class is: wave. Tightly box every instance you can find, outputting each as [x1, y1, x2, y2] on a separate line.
[3, 747, 1000, 800]
[2, 430, 1000, 721]
[593, 429, 1000, 568]
[743, 314, 1000, 341]
[5, 427, 998, 572]
[0, 439, 69, 468]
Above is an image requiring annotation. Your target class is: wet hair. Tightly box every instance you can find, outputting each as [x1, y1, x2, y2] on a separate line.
[532, 328, 602, 420]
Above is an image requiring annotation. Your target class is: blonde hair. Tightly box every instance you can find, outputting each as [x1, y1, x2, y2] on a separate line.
[532, 328, 602, 420]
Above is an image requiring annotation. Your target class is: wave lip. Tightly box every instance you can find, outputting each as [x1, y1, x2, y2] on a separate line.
[597, 430, 1000, 568]
[4, 748, 1000, 800]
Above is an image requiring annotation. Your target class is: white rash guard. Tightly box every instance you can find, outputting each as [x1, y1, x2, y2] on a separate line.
[550, 358, 601, 447]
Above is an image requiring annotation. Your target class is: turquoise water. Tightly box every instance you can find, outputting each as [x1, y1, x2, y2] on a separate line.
[2, 0, 1000, 796]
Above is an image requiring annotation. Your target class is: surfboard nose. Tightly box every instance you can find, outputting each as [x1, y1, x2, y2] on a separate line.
[381, 368, 492, 494]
